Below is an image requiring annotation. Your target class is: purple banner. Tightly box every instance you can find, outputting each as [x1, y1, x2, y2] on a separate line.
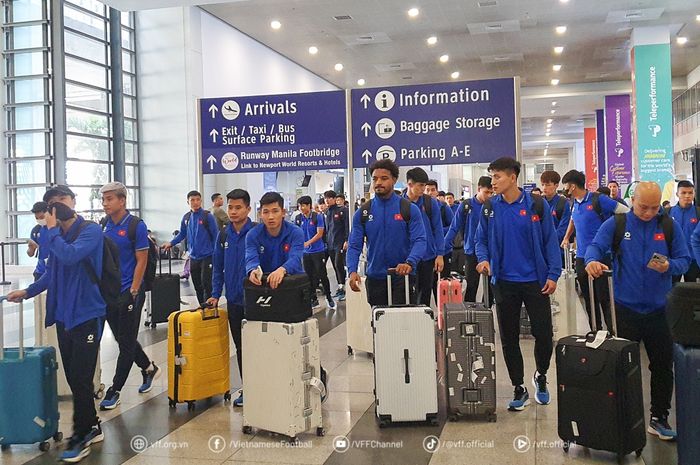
[604, 95, 633, 184]
[596, 109, 606, 185]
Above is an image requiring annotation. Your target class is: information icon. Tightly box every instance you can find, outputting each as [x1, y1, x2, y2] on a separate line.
[374, 91, 395, 112]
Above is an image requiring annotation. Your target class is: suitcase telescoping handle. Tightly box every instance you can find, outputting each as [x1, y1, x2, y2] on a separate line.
[386, 268, 410, 306]
[587, 270, 617, 336]
[481, 272, 490, 306]
[158, 247, 172, 275]
[0, 296, 24, 361]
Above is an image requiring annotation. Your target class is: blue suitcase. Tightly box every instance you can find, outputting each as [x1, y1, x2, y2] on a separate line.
[0, 299, 62, 452]
[674, 343, 700, 465]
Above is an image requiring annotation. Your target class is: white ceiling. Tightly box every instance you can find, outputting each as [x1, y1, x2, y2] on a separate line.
[101, 0, 245, 11]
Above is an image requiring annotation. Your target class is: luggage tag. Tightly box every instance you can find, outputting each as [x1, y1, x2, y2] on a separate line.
[584, 330, 609, 349]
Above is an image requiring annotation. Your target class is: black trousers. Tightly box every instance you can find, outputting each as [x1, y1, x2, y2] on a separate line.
[303, 252, 332, 300]
[105, 289, 150, 391]
[416, 259, 436, 307]
[672, 261, 700, 284]
[464, 253, 494, 306]
[493, 280, 553, 387]
[190, 256, 213, 305]
[366, 275, 416, 306]
[451, 248, 466, 275]
[616, 305, 674, 418]
[56, 318, 102, 438]
[575, 257, 613, 331]
[328, 248, 347, 287]
[227, 303, 244, 380]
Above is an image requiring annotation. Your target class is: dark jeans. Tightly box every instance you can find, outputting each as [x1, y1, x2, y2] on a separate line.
[672, 261, 700, 284]
[56, 318, 102, 438]
[303, 252, 332, 300]
[464, 253, 494, 306]
[416, 259, 436, 306]
[227, 303, 244, 380]
[493, 280, 553, 386]
[616, 305, 674, 418]
[191, 256, 213, 304]
[105, 289, 151, 391]
[575, 257, 613, 331]
[366, 274, 416, 306]
[328, 248, 347, 287]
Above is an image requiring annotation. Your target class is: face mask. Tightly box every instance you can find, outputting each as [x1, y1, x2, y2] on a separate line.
[36, 218, 47, 226]
[51, 203, 75, 222]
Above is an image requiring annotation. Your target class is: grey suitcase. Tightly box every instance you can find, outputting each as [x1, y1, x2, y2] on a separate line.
[444, 273, 497, 422]
[372, 273, 439, 427]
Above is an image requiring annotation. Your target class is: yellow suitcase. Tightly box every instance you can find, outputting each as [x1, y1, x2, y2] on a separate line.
[167, 306, 231, 409]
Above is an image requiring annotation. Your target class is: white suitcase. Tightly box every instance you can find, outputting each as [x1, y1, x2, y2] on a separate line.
[346, 276, 373, 356]
[372, 274, 439, 427]
[551, 246, 582, 337]
[241, 319, 325, 440]
[34, 294, 104, 399]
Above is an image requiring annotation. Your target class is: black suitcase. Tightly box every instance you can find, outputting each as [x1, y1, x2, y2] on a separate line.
[556, 271, 645, 462]
[665, 282, 700, 347]
[147, 251, 181, 329]
[674, 343, 700, 465]
[244, 274, 312, 323]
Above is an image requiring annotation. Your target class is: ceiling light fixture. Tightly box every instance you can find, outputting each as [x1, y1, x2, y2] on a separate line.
[560, 0, 569, 3]
[551, 109, 557, 114]
[427, 36, 438, 45]
[334, 63, 344, 71]
[554, 46, 564, 54]
[408, 7, 419, 17]
[308, 46, 318, 55]
[676, 36, 688, 45]
[555, 26, 567, 34]
[552, 64, 562, 72]
[451, 71, 460, 79]
[546, 118, 553, 123]
[439, 54, 449, 63]
[270, 20, 281, 30]
[357, 78, 366, 86]
[696, 14, 700, 22]
[551, 79, 560, 85]
[551, 101, 557, 106]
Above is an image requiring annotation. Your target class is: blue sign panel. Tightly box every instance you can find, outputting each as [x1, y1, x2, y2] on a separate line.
[200, 90, 347, 174]
[350, 78, 517, 168]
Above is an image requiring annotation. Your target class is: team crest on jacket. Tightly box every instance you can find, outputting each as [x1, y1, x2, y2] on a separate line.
[394, 213, 403, 221]
[692, 218, 698, 224]
[586, 205, 594, 211]
[259, 245, 265, 253]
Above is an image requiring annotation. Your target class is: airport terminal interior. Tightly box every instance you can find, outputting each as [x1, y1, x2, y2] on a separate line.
[1, 0, 700, 464]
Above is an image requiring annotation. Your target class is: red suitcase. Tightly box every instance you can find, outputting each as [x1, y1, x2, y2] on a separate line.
[437, 274, 462, 331]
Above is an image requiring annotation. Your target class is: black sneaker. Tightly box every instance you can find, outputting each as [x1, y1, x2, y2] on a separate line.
[139, 362, 161, 393]
[508, 385, 530, 411]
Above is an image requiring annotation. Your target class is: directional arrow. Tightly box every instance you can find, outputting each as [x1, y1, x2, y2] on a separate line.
[360, 94, 370, 109]
[208, 104, 218, 119]
[361, 122, 371, 137]
[210, 128, 219, 143]
[362, 150, 372, 164]
[207, 155, 217, 170]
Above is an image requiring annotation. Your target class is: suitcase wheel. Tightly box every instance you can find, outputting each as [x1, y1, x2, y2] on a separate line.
[150, 322, 157, 329]
[187, 401, 195, 411]
[168, 399, 176, 409]
[562, 442, 570, 453]
[316, 427, 325, 437]
[242, 426, 253, 435]
[1, 444, 9, 451]
[428, 417, 439, 427]
[144, 321, 150, 328]
[94, 383, 105, 400]
[223, 391, 232, 402]
[287, 436, 299, 444]
[448, 414, 459, 422]
[39, 441, 50, 452]
[347, 346, 353, 356]
[53, 432, 63, 442]
[487, 413, 497, 423]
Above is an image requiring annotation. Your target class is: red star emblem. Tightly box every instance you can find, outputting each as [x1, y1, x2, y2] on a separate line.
[283, 243, 290, 252]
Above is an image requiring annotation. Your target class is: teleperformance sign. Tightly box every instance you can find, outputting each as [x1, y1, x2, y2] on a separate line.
[604, 95, 633, 184]
[350, 78, 519, 168]
[199, 90, 347, 174]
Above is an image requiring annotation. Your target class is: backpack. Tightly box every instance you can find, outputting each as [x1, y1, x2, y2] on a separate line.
[589, 192, 605, 220]
[101, 215, 158, 291]
[482, 195, 545, 225]
[184, 209, 214, 241]
[71, 220, 121, 308]
[360, 197, 412, 226]
[440, 202, 450, 227]
[612, 212, 674, 259]
[294, 211, 319, 228]
[219, 221, 258, 248]
[554, 195, 569, 221]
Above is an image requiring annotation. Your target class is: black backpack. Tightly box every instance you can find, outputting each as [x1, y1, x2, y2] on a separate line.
[71, 220, 121, 308]
[184, 210, 214, 241]
[554, 195, 569, 221]
[440, 202, 450, 227]
[294, 212, 319, 228]
[101, 215, 158, 291]
[360, 197, 412, 227]
[612, 213, 674, 259]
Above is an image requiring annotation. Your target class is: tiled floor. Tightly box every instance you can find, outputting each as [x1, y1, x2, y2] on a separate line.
[0, 265, 679, 465]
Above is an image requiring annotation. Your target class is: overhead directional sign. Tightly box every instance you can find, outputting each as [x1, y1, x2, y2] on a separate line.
[200, 90, 347, 174]
[351, 78, 518, 168]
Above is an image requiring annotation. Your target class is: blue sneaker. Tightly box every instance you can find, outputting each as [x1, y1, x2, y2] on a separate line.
[99, 387, 120, 410]
[59, 436, 90, 463]
[139, 362, 161, 394]
[648, 416, 677, 441]
[233, 391, 244, 407]
[508, 385, 529, 411]
[532, 372, 550, 405]
[84, 422, 104, 446]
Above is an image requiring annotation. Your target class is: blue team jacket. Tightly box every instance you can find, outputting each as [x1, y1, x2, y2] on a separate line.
[669, 204, 699, 265]
[212, 219, 255, 306]
[171, 208, 219, 260]
[586, 211, 690, 313]
[347, 193, 426, 279]
[245, 221, 304, 275]
[546, 193, 572, 244]
[402, 193, 445, 261]
[693, 222, 700, 265]
[26, 217, 106, 330]
[444, 196, 484, 256]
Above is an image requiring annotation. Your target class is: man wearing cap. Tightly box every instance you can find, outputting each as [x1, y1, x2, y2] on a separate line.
[28, 201, 49, 282]
[97, 182, 160, 411]
[7, 185, 106, 462]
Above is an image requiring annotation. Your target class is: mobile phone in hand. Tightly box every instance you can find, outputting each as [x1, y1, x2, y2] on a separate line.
[647, 252, 668, 268]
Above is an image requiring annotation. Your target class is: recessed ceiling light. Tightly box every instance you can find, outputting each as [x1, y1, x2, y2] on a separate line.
[357, 78, 366, 86]
[547, 123, 553, 127]
[451, 71, 460, 79]
[552, 64, 562, 72]
[440, 54, 449, 63]
[554, 46, 564, 54]
[676, 36, 688, 45]
[696, 14, 700, 21]
[546, 118, 553, 123]
[555, 26, 567, 34]
[427, 36, 438, 45]
[551, 101, 557, 106]
[408, 7, 419, 17]
[308, 46, 318, 55]
[560, 0, 569, 3]
[551, 79, 560, 85]
[270, 20, 281, 29]
[334, 63, 344, 71]
[551, 109, 557, 114]
[544, 148, 548, 156]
